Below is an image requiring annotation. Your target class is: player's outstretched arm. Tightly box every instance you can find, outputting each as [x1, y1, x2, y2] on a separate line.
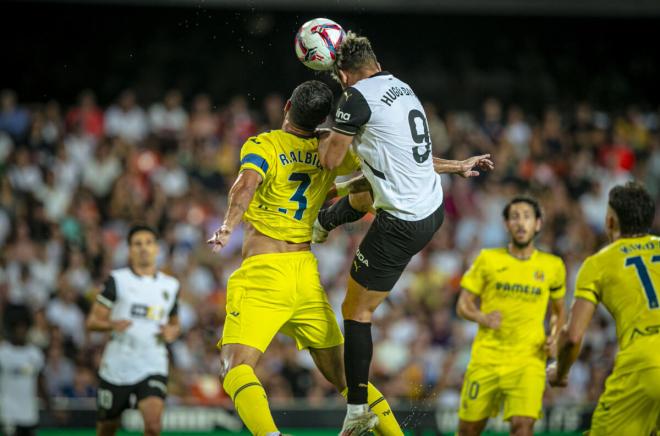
[433, 154, 494, 178]
[456, 289, 501, 329]
[548, 298, 596, 387]
[319, 130, 352, 170]
[207, 169, 261, 252]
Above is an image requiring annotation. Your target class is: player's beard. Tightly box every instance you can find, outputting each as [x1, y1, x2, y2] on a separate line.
[511, 234, 534, 249]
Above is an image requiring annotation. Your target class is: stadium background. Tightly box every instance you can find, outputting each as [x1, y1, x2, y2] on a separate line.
[1, 0, 659, 433]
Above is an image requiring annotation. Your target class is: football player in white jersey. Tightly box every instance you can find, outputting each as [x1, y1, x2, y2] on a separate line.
[86, 225, 180, 436]
[0, 321, 49, 436]
[316, 32, 492, 434]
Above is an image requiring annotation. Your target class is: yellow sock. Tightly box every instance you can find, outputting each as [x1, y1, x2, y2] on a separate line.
[223, 364, 278, 435]
[341, 383, 403, 436]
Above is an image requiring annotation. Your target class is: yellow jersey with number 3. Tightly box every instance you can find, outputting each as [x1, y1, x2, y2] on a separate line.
[460, 248, 566, 365]
[574, 235, 660, 374]
[239, 129, 359, 243]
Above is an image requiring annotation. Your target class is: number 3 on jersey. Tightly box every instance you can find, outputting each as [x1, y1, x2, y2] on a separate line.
[626, 255, 660, 309]
[288, 172, 311, 220]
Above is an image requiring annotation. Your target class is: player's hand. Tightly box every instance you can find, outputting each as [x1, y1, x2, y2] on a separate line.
[546, 362, 568, 387]
[481, 310, 502, 330]
[159, 324, 180, 343]
[207, 225, 232, 253]
[112, 319, 132, 332]
[544, 335, 558, 358]
[457, 154, 494, 178]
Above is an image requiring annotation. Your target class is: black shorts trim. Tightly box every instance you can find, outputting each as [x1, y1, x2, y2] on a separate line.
[350, 204, 444, 291]
[97, 374, 168, 421]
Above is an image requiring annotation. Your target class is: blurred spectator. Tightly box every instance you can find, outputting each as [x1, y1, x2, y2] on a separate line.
[149, 89, 188, 140]
[65, 90, 104, 139]
[104, 89, 148, 144]
[0, 90, 30, 143]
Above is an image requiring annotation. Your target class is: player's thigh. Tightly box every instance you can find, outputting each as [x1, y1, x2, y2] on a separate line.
[458, 365, 501, 422]
[219, 255, 294, 353]
[135, 375, 167, 433]
[591, 367, 660, 436]
[349, 205, 444, 295]
[341, 275, 390, 321]
[500, 362, 545, 421]
[97, 377, 132, 423]
[138, 396, 165, 434]
[282, 254, 344, 351]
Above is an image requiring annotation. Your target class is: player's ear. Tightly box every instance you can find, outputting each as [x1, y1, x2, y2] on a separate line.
[535, 218, 542, 233]
[283, 99, 292, 113]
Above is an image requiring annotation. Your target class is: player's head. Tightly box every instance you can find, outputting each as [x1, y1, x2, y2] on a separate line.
[283, 80, 333, 132]
[127, 224, 159, 270]
[606, 181, 655, 242]
[502, 196, 542, 248]
[334, 31, 381, 88]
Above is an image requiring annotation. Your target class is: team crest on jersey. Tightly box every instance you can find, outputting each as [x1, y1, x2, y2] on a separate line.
[534, 270, 545, 282]
[163, 290, 169, 301]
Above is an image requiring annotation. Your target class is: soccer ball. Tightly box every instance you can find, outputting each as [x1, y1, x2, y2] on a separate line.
[294, 18, 345, 71]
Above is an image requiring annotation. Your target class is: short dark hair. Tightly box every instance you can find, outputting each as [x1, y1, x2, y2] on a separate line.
[336, 31, 378, 72]
[288, 80, 333, 131]
[503, 196, 542, 220]
[127, 224, 158, 244]
[608, 181, 655, 236]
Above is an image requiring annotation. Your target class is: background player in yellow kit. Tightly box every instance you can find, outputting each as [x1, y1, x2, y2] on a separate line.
[549, 181, 660, 436]
[206, 80, 403, 435]
[456, 197, 566, 436]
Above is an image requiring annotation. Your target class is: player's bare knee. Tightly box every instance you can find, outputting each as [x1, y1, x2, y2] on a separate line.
[510, 417, 534, 436]
[458, 419, 484, 436]
[218, 345, 259, 381]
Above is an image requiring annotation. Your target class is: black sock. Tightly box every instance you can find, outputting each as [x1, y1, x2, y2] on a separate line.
[318, 196, 366, 231]
[344, 319, 372, 404]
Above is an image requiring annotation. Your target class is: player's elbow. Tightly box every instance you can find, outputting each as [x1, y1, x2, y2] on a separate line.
[85, 316, 95, 331]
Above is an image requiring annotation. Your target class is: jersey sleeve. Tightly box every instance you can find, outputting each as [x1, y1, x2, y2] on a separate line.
[335, 150, 361, 176]
[96, 276, 117, 308]
[331, 87, 371, 136]
[239, 135, 275, 181]
[549, 257, 567, 300]
[169, 284, 180, 317]
[574, 255, 601, 305]
[460, 251, 488, 296]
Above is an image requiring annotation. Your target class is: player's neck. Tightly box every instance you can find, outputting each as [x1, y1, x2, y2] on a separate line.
[282, 119, 315, 138]
[507, 242, 535, 260]
[130, 264, 158, 278]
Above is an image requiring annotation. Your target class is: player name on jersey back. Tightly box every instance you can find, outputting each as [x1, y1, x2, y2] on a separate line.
[332, 71, 443, 221]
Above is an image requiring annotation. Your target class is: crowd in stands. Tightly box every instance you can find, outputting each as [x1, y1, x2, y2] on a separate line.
[1, 85, 658, 411]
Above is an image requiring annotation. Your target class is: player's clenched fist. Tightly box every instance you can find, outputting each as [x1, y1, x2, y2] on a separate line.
[480, 310, 502, 330]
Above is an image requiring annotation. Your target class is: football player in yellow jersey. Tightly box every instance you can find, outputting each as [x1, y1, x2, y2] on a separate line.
[456, 196, 566, 436]
[549, 181, 660, 436]
[206, 80, 404, 436]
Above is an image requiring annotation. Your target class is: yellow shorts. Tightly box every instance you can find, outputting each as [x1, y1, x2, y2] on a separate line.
[458, 361, 545, 422]
[218, 251, 343, 353]
[589, 366, 660, 436]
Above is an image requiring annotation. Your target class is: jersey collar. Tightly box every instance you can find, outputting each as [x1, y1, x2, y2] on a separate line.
[369, 71, 391, 78]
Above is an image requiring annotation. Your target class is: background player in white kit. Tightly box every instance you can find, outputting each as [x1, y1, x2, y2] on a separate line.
[86, 225, 180, 436]
[317, 32, 478, 433]
[0, 321, 49, 436]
